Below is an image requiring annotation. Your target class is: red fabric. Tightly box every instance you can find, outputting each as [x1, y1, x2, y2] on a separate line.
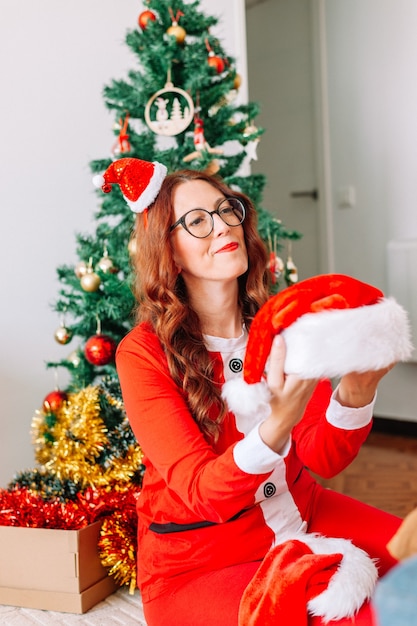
[243, 273, 383, 384]
[142, 557, 379, 626]
[102, 157, 154, 201]
[116, 323, 374, 602]
[139, 483, 399, 625]
[292, 382, 372, 478]
[143, 561, 261, 626]
[238, 540, 343, 626]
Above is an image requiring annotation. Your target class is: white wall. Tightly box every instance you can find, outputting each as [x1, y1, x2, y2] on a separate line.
[323, 0, 417, 420]
[0, 0, 247, 487]
[325, 0, 417, 279]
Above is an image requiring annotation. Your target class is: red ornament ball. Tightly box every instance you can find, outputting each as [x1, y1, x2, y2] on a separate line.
[138, 10, 156, 30]
[85, 334, 117, 366]
[43, 390, 68, 413]
[207, 53, 225, 74]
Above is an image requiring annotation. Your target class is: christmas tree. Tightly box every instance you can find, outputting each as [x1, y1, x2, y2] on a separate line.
[0, 0, 300, 592]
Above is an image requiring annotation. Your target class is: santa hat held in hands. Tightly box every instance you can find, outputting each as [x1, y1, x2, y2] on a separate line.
[222, 273, 413, 422]
[93, 157, 167, 214]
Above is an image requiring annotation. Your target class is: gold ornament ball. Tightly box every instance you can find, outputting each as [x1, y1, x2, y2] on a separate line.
[54, 325, 73, 345]
[74, 261, 88, 278]
[128, 237, 137, 256]
[80, 271, 101, 292]
[97, 256, 117, 274]
[167, 24, 186, 44]
[233, 73, 242, 90]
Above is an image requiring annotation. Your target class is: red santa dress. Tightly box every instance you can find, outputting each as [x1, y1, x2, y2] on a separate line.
[116, 322, 401, 626]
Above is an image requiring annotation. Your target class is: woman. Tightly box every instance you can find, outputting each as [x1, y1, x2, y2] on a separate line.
[115, 165, 401, 626]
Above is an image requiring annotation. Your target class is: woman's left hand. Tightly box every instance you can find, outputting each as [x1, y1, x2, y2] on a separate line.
[336, 363, 396, 408]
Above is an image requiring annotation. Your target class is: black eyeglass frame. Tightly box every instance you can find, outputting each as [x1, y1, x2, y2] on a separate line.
[169, 197, 246, 239]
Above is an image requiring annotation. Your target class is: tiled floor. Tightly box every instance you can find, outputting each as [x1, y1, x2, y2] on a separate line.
[0, 588, 146, 625]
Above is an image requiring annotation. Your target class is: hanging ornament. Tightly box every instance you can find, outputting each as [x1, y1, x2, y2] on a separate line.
[67, 350, 81, 368]
[54, 317, 73, 345]
[166, 8, 186, 44]
[80, 258, 101, 292]
[233, 73, 242, 90]
[268, 253, 285, 285]
[43, 389, 68, 414]
[242, 122, 261, 162]
[183, 115, 223, 170]
[208, 91, 237, 117]
[128, 236, 137, 257]
[138, 9, 156, 30]
[144, 69, 194, 136]
[97, 245, 118, 274]
[205, 39, 225, 74]
[85, 317, 116, 366]
[242, 122, 259, 142]
[85, 334, 116, 366]
[266, 227, 284, 285]
[285, 243, 298, 284]
[74, 260, 88, 279]
[111, 114, 131, 156]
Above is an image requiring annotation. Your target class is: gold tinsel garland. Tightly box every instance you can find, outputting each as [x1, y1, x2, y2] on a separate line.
[99, 511, 138, 594]
[28, 385, 143, 592]
[31, 385, 143, 488]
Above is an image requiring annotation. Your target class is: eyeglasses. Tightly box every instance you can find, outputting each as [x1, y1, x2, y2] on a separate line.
[170, 197, 246, 239]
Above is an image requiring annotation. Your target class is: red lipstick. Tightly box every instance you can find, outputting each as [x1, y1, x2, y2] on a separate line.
[217, 242, 238, 253]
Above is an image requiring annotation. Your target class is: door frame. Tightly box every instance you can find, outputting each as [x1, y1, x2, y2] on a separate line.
[311, 0, 335, 273]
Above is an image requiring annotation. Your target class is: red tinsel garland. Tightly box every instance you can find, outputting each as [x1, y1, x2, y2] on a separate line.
[0, 485, 140, 592]
[0, 485, 139, 529]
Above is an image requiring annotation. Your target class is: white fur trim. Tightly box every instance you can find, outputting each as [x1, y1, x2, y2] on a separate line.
[283, 532, 378, 622]
[222, 378, 271, 424]
[126, 161, 167, 213]
[283, 297, 413, 379]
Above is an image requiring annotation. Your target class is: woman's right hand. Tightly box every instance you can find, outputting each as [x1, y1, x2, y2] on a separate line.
[258, 335, 319, 454]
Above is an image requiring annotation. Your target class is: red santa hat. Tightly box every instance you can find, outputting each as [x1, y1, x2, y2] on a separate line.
[223, 273, 413, 421]
[92, 157, 167, 213]
[238, 533, 378, 625]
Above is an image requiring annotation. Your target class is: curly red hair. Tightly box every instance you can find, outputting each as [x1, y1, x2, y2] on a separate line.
[132, 169, 269, 438]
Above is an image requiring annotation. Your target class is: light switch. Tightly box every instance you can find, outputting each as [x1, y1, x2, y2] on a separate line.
[337, 186, 356, 208]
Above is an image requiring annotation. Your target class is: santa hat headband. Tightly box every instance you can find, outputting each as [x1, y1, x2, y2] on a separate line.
[93, 157, 167, 214]
[223, 273, 413, 421]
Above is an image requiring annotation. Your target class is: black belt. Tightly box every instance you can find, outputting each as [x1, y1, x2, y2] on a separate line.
[149, 509, 246, 534]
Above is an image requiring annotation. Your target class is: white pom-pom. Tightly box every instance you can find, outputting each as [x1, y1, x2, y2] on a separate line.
[222, 378, 271, 430]
[92, 174, 105, 188]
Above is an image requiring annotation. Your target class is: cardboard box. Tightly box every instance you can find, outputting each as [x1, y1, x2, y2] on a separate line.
[0, 521, 118, 613]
